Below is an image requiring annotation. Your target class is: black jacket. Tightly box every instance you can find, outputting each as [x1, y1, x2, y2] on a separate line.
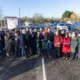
[47, 32, 54, 42]
[19, 34, 26, 48]
[15, 36, 20, 48]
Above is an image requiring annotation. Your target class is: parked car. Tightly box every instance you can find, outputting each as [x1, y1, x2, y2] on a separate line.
[50, 20, 59, 28]
[29, 26, 45, 31]
[66, 24, 75, 32]
[74, 22, 80, 30]
[57, 23, 68, 30]
[67, 21, 75, 25]
[66, 23, 79, 34]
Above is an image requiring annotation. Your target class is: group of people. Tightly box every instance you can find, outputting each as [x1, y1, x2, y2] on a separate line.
[0, 27, 80, 60]
[54, 29, 80, 60]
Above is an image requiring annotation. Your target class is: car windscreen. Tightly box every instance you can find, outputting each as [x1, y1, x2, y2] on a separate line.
[59, 24, 65, 26]
[74, 22, 80, 27]
[66, 24, 74, 31]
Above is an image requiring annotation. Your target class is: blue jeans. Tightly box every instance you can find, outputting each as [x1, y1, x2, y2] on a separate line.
[15, 47, 20, 57]
[70, 52, 76, 59]
[21, 47, 26, 57]
[47, 42, 52, 54]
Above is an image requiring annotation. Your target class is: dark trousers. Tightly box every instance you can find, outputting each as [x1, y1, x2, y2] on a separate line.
[0, 50, 3, 57]
[47, 43, 52, 54]
[15, 47, 20, 57]
[63, 53, 70, 58]
[21, 47, 27, 57]
[0, 44, 4, 57]
[32, 43, 37, 55]
[28, 41, 37, 55]
[71, 52, 77, 59]
[60, 45, 63, 57]
[54, 47, 60, 58]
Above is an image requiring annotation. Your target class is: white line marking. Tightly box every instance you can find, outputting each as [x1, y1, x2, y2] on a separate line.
[42, 58, 47, 80]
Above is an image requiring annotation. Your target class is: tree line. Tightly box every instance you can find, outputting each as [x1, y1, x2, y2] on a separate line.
[21, 11, 80, 24]
[21, 13, 54, 24]
[62, 10, 80, 21]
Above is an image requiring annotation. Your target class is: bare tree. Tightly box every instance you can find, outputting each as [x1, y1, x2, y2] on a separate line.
[32, 13, 44, 23]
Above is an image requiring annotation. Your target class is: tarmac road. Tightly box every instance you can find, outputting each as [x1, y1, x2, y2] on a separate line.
[0, 55, 80, 80]
[45, 58, 80, 80]
[0, 55, 43, 80]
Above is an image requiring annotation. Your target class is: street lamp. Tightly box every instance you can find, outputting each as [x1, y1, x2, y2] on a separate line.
[19, 7, 21, 18]
[18, 7, 21, 27]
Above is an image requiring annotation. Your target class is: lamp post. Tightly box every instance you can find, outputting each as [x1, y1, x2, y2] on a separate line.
[19, 7, 21, 18]
[18, 7, 21, 27]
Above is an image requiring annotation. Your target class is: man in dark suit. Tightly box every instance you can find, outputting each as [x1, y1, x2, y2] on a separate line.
[14, 31, 20, 57]
[19, 29, 27, 59]
[28, 29, 34, 55]
[0, 28, 5, 57]
[33, 29, 37, 55]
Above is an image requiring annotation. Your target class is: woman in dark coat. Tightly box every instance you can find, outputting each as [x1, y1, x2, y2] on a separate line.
[0, 29, 5, 57]
[25, 28, 29, 56]
[32, 29, 37, 55]
[14, 32, 20, 57]
[28, 29, 35, 55]
[0, 34, 4, 57]
[38, 31, 44, 56]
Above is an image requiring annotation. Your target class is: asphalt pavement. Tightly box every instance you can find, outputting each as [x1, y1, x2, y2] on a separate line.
[0, 55, 80, 80]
